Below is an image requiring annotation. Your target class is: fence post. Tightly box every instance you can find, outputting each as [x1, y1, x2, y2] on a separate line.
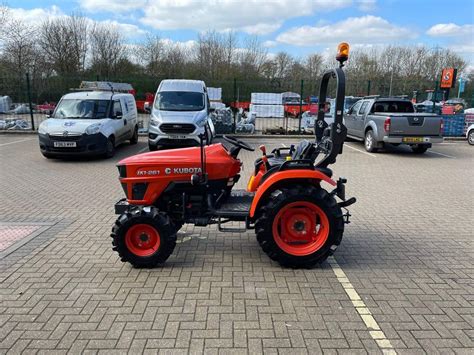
[299, 79, 303, 134]
[367, 80, 371, 96]
[233, 77, 237, 133]
[26, 73, 35, 131]
[432, 80, 439, 113]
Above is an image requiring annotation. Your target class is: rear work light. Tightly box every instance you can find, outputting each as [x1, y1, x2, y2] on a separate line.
[384, 117, 391, 132]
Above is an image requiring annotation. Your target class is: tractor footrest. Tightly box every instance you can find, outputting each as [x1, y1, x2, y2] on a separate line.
[215, 190, 253, 220]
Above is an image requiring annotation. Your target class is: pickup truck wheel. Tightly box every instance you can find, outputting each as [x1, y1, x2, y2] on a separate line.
[364, 130, 378, 152]
[468, 130, 474, 145]
[130, 126, 138, 145]
[411, 145, 428, 154]
[255, 185, 344, 268]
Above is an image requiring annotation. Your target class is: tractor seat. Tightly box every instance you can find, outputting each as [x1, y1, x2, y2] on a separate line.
[267, 140, 314, 166]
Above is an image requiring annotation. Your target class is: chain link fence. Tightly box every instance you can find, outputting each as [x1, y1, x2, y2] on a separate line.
[1, 72, 473, 134]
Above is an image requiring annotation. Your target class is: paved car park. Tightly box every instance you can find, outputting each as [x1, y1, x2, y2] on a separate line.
[0, 134, 472, 354]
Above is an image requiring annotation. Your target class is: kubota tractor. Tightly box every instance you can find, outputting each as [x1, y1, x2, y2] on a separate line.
[111, 43, 356, 268]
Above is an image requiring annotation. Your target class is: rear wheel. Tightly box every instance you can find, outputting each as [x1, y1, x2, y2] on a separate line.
[364, 130, 378, 152]
[255, 185, 344, 268]
[468, 130, 474, 145]
[111, 207, 177, 267]
[130, 126, 138, 145]
[411, 145, 428, 154]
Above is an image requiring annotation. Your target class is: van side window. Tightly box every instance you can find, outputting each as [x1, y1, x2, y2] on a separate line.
[113, 100, 123, 118]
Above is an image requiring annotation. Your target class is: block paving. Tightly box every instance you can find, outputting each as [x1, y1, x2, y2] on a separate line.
[0, 135, 472, 353]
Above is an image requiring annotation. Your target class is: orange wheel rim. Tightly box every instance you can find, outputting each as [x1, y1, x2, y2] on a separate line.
[272, 201, 329, 256]
[125, 224, 160, 257]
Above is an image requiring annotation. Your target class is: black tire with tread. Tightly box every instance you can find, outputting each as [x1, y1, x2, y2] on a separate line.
[111, 207, 177, 267]
[149, 143, 158, 151]
[468, 130, 474, 145]
[105, 136, 115, 158]
[411, 145, 429, 154]
[255, 185, 344, 268]
[364, 129, 378, 153]
[130, 126, 138, 145]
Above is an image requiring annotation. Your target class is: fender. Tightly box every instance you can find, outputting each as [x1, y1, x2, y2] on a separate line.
[365, 120, 379, 138]
[249, 169, 336, 218]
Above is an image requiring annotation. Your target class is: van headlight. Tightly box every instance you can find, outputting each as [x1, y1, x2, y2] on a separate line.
[196, 116, 207, 127]
[38, 122, 48, 134]
[85, 123, 102, 135]
[149, 117, 159, 127]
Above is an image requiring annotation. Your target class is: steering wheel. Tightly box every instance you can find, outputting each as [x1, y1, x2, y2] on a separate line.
[223, 135, 254, 151]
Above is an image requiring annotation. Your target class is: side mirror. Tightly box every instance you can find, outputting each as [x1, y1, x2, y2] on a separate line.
[115, 112, 123, 119]
[46, 114, 51, 119]
[144, 102, 151, 113]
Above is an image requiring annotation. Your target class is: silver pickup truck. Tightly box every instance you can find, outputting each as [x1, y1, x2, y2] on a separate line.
[345, 98, 443, 153]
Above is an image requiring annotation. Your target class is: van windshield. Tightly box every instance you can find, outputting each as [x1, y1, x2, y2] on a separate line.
[53, 99, 110, 119]
[155, 91, 205, 111]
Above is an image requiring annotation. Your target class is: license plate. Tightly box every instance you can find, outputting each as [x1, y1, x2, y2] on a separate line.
[402, 137, 424, 143]
[53, 141, 77, 148]
[168, 135, 187, 140]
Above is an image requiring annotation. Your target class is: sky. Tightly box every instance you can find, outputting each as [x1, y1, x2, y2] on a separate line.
[5, 0, 474, 67]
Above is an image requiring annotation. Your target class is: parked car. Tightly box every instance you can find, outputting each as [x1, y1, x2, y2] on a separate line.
[345, 97, 443, 153]
[148, 79, 215, 151]
[467, 124, 474, 145]
[38, 90, 138, 158]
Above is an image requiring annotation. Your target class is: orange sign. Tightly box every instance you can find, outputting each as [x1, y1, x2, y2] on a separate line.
[440, 68, 457, 89]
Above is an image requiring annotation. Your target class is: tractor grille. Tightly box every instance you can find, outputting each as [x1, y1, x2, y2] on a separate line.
[160, 123, 195, 134]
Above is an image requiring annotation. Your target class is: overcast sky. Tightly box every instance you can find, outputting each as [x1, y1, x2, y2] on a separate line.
[6, 0, 474, 66]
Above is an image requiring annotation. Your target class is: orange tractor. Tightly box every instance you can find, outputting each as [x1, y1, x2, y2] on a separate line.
[111, 43, 356, 268]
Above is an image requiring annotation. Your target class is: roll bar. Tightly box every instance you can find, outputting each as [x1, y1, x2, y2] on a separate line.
[314, 67, 347, 169]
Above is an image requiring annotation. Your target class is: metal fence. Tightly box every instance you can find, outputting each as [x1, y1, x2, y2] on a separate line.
[1, 72, 473, 134]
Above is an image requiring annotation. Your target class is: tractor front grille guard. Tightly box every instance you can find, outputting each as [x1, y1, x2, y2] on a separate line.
[314, 67, 347, 169]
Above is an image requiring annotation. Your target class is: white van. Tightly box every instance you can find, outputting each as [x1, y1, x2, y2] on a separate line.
[148, 79, 215, 151]
[38, 90, 138, 158]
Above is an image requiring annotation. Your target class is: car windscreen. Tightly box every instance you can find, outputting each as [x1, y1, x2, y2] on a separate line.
[53, 99, 110, 119]
[155, 91, 205, 111]
[372, 101, 415, 113]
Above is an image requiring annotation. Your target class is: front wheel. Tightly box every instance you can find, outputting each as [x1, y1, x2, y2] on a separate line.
[255, 185, 344, 268]
[468, 130, 474, 145]
[105, 137, 115, 158]
[130, 126, 138, 145]
[111, 207, 177, 267]
[364, 130, 378, 152]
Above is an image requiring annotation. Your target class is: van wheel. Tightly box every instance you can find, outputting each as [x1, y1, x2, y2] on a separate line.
[149, 143, 158, 151]
[468, 130, 474, 145]
[105, 137, 115, 158]
[364, 130, 378, 152]
[130, 126, 138, 145]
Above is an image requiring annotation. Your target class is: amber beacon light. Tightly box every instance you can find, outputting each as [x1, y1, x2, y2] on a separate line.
[336, 42, 350, 67]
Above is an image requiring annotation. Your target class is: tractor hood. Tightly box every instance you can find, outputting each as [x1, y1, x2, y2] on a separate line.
[118, 143, 241, 183]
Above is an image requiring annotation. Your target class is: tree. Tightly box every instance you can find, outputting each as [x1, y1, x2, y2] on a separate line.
[39, 14, 89, 75]
[89, 23, 127, 78]
[139, 34, 165, 76]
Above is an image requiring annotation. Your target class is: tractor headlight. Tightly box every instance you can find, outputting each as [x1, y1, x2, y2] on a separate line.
[38, 121, 48, 134]
[85, 123, 102, 135]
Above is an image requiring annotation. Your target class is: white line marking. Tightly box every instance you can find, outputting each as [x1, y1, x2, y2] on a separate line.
[138, 147, 148, 153]
[328, 257, 396, 354]
[427, 150, 456, 159]
[281, 143, 287, 147]
[0, 138, 35, 147]
[344, 143, 377, 158]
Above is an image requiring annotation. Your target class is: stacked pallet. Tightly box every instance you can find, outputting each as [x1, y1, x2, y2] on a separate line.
[442, 115, 465, 137]
[250, 93, 284, 118]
